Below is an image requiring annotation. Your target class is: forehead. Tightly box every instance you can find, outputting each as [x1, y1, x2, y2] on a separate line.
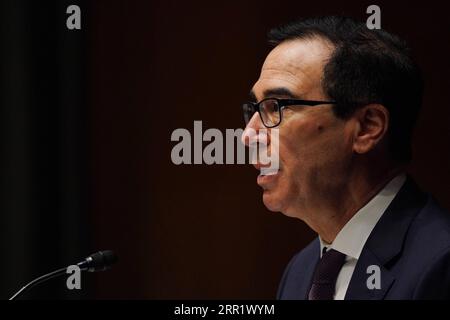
[252, 37, 333, 99]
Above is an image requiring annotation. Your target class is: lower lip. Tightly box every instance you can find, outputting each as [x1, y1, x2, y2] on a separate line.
[257, 171, 280, 186]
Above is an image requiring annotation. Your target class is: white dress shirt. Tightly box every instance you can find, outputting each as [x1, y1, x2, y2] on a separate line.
[318, 174, 406, 300]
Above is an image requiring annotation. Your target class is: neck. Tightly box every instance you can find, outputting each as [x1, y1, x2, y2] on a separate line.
[307, 162, 405, 244]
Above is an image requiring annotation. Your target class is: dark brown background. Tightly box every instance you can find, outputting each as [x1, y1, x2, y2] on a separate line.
[1, 0, 448, 299]
[87, 0, 450, 299]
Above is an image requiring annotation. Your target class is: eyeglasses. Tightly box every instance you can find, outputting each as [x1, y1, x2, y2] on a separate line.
[242, 98, 336, 128]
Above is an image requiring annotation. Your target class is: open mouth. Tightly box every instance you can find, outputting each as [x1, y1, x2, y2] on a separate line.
[259, 167, 279, 176]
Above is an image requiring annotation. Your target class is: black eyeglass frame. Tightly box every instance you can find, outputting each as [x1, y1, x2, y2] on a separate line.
[243, 97, 336, 128]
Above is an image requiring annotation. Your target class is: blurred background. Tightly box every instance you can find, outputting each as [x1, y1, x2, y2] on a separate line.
[1, 0, 449, 299]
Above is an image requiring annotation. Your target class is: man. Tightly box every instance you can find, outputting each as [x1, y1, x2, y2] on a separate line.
[242, 16, 450, 299]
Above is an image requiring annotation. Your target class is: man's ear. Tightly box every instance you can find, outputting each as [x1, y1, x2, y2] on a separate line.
[352, 104, 389, 155]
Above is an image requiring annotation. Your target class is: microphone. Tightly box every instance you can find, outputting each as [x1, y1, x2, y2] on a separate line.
[9, 250, 118, 300]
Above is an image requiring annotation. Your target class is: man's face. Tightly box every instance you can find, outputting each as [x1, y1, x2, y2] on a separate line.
[244, 38, 355, 220]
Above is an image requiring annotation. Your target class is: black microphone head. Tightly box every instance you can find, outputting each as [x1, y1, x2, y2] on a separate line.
[83, 250, 118, 272]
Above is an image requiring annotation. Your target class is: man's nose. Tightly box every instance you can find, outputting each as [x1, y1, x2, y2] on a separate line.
[241, 112, 271, 147]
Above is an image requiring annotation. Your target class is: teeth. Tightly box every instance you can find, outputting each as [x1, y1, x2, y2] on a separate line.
[260, 167, 279, 176]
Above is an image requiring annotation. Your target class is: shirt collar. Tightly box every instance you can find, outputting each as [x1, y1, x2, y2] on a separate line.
[319, 173, 406, 259]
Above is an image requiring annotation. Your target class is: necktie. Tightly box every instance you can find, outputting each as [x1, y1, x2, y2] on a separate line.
[308, 248, 346, 300]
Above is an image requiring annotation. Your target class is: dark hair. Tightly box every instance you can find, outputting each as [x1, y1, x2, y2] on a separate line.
[268, 16, 423, 163]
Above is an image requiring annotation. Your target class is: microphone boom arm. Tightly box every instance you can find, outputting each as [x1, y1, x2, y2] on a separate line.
[8, 250, 117, 300]
[9, 266, 68, 300]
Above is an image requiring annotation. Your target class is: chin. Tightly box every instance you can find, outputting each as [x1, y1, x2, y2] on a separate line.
[262, 191, 285, 213]
[263, 190, 299, 218]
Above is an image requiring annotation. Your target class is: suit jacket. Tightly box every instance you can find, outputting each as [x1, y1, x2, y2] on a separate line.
[277, 177, 450, 299]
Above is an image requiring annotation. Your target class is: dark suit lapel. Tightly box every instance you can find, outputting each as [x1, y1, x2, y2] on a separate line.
[345, 176, 427, 300]
[344, 248, 395, 299]
[299, 240, 320, 299]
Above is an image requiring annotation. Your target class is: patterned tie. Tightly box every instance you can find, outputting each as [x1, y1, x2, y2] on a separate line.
[308, 248, 346, 300]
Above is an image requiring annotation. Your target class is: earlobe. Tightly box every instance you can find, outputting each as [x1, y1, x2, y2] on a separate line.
[352, 104, 389, 155]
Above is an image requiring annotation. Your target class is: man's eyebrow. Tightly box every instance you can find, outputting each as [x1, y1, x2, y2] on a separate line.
[249, 87, 300, 102]
[264, 87, 299, 98]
